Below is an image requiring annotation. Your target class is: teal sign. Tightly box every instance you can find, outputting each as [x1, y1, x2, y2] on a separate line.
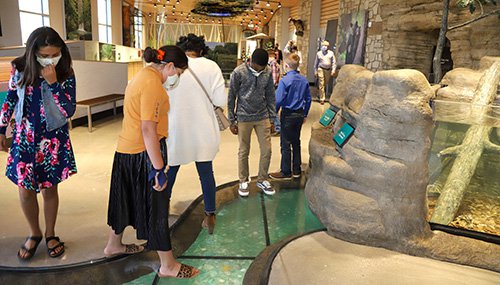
[319, 108, 337, 127]
[333, 122, 355, 148]
[0, 91, 7, 104]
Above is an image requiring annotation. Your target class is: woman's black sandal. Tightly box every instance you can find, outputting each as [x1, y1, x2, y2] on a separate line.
[46, 236, 65, 258]
[17, 236, 43, 261]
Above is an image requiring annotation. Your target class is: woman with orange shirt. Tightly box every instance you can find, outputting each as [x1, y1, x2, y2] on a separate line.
[103, 46, 199, 278]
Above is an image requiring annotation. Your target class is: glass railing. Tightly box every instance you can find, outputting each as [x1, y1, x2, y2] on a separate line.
[427, 98, 500, 238]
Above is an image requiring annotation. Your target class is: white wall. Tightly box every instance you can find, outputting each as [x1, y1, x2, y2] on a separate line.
[72, 60, 127, 118]
[0, 0, 22, 47]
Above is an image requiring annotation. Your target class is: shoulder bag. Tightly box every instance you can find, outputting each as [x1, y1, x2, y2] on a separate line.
[188, 68, 230, 131]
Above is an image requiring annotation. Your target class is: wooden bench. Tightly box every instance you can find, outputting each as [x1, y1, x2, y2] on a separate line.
[72, 93, 125, 132]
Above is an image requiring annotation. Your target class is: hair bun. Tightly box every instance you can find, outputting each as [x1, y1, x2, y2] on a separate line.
[143, 47, 159, 63]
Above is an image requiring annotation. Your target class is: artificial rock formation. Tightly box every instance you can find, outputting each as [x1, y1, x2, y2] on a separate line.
[307, 65, 434, 245]
[306, 63, 500, 272]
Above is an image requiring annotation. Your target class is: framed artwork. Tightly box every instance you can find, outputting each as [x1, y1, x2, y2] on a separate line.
[65, 0, 93, 40]
[337, 10, 369, 66]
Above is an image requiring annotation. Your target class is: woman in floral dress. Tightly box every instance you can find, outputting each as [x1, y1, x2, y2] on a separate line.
[0, 27, 76, 260]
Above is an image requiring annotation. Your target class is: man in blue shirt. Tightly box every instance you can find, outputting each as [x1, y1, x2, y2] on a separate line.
[270, 54, 312, 180]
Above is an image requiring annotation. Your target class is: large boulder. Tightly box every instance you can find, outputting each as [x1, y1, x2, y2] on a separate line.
[307, 66, 434, 247]
[306, 63, 500, 272]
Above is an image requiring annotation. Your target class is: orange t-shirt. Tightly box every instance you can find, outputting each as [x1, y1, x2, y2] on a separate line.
[117, 66, 169, 154]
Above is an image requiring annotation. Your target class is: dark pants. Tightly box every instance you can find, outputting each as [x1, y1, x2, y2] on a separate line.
[280, 109, 304, 176]
[166, 161, 216, 213]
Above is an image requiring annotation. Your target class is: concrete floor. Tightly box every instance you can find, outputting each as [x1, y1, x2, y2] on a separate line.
[0, 101, 324, 267]
[269, 232, 500, 285]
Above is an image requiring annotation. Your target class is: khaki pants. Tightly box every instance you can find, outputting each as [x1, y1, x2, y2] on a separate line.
[317, 68, 332, 102]
[238, 119, 272, 183]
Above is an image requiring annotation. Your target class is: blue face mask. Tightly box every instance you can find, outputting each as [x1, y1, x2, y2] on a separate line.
[321, 46, 328, 52]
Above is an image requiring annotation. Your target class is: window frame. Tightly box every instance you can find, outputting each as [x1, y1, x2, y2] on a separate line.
[18, 0, 50, 45]
[98, 0, 112, 44]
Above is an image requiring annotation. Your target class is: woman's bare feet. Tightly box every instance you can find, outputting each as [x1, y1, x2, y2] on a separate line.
[104, 244, 144, 258]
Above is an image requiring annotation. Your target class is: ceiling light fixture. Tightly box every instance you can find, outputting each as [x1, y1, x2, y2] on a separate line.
[270, 9, 274, 14]
[266, 1, 270, 7]
[278, 2, 282, 8]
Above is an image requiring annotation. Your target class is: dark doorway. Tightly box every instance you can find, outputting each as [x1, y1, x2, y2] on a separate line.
[430, 38, 454, 83]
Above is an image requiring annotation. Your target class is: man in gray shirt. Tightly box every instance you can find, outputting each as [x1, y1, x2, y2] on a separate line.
[228, 48, 277, 197]
[314, 40, 337, 104]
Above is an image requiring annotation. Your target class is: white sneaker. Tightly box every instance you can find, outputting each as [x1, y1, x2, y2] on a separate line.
[238, 182, 249, 197]
[257, 180, 275, 195]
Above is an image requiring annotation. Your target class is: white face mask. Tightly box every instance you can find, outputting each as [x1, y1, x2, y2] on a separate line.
[162, 65, 181, 90]
[36, 54, 62, 67]
[321, 46, 328, 52]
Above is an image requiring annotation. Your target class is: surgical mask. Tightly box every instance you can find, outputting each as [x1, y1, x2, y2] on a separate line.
[321, 46, 328, 52]
[163, 73, 180, 90]
[36, 54, 62, 67]
[249, 66, 263, 77]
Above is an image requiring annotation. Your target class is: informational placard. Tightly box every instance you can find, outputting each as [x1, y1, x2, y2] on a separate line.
[333, 122, 355, 148]
[319, 108, 337, 127]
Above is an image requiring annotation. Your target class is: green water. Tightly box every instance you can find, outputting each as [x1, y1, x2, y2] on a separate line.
[126, 189, 324, 285]
[428, 122, 500, 236]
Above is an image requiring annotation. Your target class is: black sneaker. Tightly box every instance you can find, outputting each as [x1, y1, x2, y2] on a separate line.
[292, 172, 301, 178]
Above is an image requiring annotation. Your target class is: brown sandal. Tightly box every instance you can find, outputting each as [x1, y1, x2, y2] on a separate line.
[158, 263, 200, 279]
[104, 244, 144, 258]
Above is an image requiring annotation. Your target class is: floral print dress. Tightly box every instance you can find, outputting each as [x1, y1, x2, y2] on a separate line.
[0, 66, 77, 192]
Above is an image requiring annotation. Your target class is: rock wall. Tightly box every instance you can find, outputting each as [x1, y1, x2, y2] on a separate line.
[306, 63, 500, 272]
[296, 0, 314, 77]
[380, 0, 500, 76]
[335, 0, 500, 77]
[339, 0, 384, 71]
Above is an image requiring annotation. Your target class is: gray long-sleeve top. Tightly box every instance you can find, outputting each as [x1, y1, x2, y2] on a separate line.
[228, 63, 276, 123]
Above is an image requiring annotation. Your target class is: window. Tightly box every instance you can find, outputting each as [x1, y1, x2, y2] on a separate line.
[134, 15, 143, 49]
[98, 0, 112, 43]
[19, 0, 50, 45]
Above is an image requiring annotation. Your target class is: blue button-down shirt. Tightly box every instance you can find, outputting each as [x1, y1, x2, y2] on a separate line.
[275, 70, 312, 117]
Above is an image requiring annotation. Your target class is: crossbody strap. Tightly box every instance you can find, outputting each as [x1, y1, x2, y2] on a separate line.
[188, 68, 215, 107]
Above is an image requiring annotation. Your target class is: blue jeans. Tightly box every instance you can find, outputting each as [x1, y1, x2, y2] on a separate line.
[166, 161, 216, 214]
[280, 110, 304, 175]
